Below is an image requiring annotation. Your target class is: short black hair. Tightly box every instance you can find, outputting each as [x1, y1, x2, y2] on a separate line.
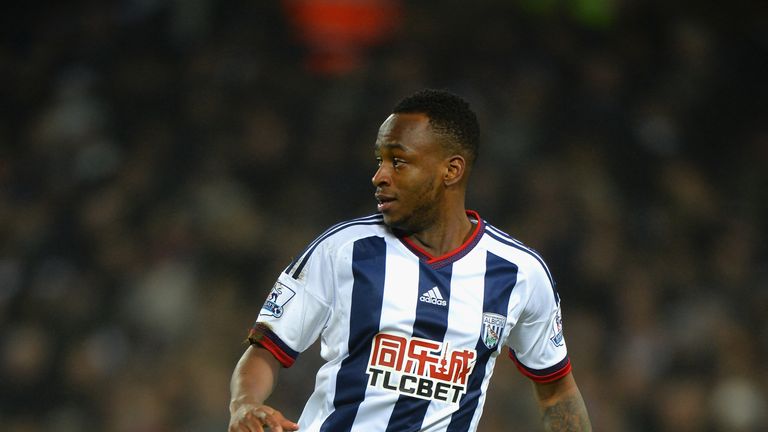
[393, 89, 480, 165]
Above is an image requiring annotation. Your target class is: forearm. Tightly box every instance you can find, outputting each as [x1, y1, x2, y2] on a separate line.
[229, 345, 299, 431]
[540, 389, 591, 432]
[534, 373, 592, 432]
[229, 345, 280, 413]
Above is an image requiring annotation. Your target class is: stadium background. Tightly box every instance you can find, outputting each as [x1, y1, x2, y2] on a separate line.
[1, 1, 766, 430]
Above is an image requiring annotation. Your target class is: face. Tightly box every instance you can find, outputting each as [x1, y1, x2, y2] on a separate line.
[372, 113, 448, 233]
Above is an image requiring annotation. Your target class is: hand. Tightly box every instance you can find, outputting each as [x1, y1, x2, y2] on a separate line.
[228, 404, 299, 432]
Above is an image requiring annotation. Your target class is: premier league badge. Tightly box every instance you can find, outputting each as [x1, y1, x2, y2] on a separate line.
[550, 306, 565, 347]
[260, 281, 296, 318]
[481, 313, 506, 349]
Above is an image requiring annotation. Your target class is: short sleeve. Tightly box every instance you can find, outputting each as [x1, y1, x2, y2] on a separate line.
[249, 242, 334, 367]
[506, 263, 571, 383]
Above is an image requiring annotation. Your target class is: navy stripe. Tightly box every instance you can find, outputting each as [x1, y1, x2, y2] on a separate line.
[484, 226, 559, 303]
[319, 236, 387, 432]
[385, 262, 453, 432]
[447, 252, 518, 432]
[286, 215, 384, 279]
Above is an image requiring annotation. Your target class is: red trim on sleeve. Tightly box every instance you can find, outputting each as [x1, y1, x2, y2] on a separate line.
[510, 351, 572, 383]
[248, 328, 296, 368]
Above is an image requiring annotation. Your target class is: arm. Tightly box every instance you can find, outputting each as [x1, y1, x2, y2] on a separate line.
[532, 372, 591, 432]
[228, 345, 299, 432]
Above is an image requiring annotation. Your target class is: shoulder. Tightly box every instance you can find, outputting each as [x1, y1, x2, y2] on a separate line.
[283, 214, 388, 279]
[481, 221, 556, 290]
[312, 213, 388, 246]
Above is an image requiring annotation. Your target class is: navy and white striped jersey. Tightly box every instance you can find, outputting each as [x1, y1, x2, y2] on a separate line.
[250, 211, 570, 432]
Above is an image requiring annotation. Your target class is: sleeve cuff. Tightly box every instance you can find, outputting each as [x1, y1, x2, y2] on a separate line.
[509, 349, 572, 383]
[248, 323, 299, 368]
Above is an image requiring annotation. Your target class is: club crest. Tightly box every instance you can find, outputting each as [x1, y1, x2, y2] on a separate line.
[481, 313, 506, 349]
[260, 281, 296, 318]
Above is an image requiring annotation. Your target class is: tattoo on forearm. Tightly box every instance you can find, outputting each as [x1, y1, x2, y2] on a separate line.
[542, 393, 592, 432]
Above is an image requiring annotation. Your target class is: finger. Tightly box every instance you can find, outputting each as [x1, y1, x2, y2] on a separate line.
[280, 419, 300, 431]
[274, 414, 299, 431]
[254, 411, 268, 432]
[229, 424, 247, 432]
[263, 414, 283, 432]
[269, 410, 299, 431]
[230, 421, 256, 432]
[241, 412, 265, 432]
[258, 407, 275, 417]
[237, 422, 258, 432]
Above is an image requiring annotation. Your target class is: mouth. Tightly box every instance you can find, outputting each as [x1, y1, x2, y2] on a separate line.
[375, 193, 396, 212]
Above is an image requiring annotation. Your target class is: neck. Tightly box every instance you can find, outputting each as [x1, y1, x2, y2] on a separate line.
[408, 208, 474, 258]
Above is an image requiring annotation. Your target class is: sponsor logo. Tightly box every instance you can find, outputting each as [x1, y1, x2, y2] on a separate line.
[260, 281, 295, 318]
[367, 332, 476, 404]
[419, 286, 447, 306]
[481, 313, 506, 349]
[549, 306, 564, 347]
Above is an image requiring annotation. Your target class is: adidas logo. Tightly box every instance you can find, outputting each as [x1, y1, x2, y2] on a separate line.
[419, 287, 447, 306]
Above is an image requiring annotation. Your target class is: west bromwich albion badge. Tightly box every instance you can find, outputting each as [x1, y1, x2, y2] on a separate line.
[481, 312, 506, 349]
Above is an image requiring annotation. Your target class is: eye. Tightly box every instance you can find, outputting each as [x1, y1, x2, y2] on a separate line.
[393, 158, 405, 169]
[375, 157, 382, 167]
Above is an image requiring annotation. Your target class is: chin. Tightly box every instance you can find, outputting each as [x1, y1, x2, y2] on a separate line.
[382, 215, 422, 236]
[382, 213, 406, 230]
[381, 213, 398, 228]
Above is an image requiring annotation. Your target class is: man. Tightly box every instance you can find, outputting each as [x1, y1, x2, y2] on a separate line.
[229, 89, 591, 431]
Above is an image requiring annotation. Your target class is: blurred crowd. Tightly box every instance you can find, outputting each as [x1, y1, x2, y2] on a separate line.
[1, 1, 767, 431]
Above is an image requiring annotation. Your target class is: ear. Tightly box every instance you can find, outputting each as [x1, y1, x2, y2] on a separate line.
[443, 155, 466, 186]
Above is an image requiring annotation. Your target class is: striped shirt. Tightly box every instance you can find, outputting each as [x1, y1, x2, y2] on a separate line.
[250, 211, 571, 432]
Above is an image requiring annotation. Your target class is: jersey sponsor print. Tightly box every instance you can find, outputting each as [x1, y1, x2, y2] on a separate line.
[367, 332, 476, 404]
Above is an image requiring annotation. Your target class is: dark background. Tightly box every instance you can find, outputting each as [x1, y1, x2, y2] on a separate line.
[1, 1, 767, 431]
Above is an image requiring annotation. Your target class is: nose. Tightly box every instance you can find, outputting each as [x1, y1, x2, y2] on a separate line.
[372, 164, 390, 187]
